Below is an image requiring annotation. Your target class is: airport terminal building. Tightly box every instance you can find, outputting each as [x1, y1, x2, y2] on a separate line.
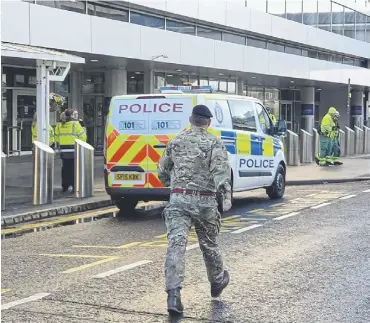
[2, 0, 370, 154]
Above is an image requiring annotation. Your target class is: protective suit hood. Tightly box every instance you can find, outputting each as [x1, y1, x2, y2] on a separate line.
[328, 107, 337, 115]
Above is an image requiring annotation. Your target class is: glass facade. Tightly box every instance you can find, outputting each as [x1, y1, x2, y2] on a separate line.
[246, 0, 370, 43]
[22, 0, 368, 68]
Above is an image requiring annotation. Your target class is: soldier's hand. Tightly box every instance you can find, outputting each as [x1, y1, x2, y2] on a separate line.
[223, 199, 232, 212]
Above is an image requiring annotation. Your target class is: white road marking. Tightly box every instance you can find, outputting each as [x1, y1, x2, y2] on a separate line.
[311, 202, 332, 209]
[339, 194, 357, 200]
[186, 243, 199, 251]
[92, 260, 152, 278]
[273, 212, 301, 221]
[2, 293, 51, 310]
[362, 189, 370, 193]
[231, 224, 262, 234]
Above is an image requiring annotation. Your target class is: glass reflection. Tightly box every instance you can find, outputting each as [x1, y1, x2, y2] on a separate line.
[356, 12, 366, 41]
[286, 0, 303, 23]
[166, 19, 195, 35]
[303, 0, 318, 27]
[197, 26, 222, 40]
[332, 2, 344, 35]
[344, 7, 355, 39]
[367, 16, 370, 42]
[317, 0, 331, 31]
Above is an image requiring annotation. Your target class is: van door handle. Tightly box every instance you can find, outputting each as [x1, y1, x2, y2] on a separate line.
[153, 144, 167, 149]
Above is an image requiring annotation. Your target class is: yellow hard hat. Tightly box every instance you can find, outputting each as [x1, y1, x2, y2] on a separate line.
[328, 107, 337, 114]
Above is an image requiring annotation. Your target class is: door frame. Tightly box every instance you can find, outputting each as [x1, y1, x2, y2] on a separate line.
[12, 89, 36, 155]
[280, 100, 294, 130]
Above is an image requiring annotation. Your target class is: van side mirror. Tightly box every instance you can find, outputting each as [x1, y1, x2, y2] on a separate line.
[275, 119, 287, 136]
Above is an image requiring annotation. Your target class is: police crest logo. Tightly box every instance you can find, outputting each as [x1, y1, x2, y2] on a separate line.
[215, 103, 224, 124]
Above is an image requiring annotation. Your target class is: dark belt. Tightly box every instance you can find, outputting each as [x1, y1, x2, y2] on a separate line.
[171, 188, 215, 196]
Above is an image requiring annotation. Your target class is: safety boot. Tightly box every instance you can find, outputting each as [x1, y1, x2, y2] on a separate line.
[167, 288, 184, 315]
[334, 161, 343, 165]
[211, 270, 230, 297]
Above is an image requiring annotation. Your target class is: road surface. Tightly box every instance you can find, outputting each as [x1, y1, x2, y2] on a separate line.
[2, 181, 370, 322]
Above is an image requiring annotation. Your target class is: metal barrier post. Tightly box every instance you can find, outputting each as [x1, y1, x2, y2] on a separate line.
[286, 130, 299, 166]
[338, 130, 346, 157]
[312, 128, 320, 160]
[1, 152, 6, 210]
[354, 126, 364, 155]
[6, 126, 22, 156]
[33, 141, 54, 205]
[75, 139, 94, 198]
[345, 127, 355, 156]
[363, 126, 370, 154]
[299, 129, 313, 163]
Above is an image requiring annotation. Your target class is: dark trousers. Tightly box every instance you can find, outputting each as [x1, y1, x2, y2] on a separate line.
[61, 158, 75, 190]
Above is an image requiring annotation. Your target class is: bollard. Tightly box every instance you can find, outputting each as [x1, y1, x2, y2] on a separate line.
[363, 126, 370, 154]
[338, 130, 346, 157]
[286, 130, 299, 166]
[345, 127, 355, 156]
[74, 139, 94, 198]
[312, 128, 320, 160]
[354, 126, 364, 155]
[299, 129, 313, 163]
[1, 152, 6, 210]
[33, 141, 54, 205]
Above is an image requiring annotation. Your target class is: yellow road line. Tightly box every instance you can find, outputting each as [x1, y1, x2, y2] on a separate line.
[248, 209, 265, 214]
[1, 289, 11, 294]
[2, 207, 118, 235]
[72, 242, 142, 250]
[39, 254, 120, 274]
[222, 215, 241, 221]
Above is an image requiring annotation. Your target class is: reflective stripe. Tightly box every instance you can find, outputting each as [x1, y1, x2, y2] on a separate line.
[60, 149, 75, 152]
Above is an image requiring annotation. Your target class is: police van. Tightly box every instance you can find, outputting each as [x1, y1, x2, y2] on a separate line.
[104, 85, 287, 211]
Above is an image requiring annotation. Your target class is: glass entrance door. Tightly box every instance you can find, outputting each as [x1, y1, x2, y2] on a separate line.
[280, 101, 293, 131]
[83, 95, 105, 151]
[12, 89, 37, 153]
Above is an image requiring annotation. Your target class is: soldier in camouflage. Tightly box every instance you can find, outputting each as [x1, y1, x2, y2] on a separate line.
[158, 104, 232, 315]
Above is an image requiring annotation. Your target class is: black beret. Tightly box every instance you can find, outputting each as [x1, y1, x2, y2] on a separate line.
[192, 105, 213, 118]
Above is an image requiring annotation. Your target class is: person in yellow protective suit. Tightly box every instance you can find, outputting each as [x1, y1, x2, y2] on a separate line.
[31, 113, 55, 149]
[55, 109, 87, 192]
[331, 111, 343, 165]
[266, 108, 277, 126]
[315, 107, 337, 166]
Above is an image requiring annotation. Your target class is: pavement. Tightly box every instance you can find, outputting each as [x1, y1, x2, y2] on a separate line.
[2, 154, 370, 225]
[1, 181, 370, 322]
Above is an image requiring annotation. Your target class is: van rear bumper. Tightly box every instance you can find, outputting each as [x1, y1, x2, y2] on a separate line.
[106, 187, 170, 201]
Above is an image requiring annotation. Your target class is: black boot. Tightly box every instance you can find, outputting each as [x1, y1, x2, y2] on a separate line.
[211, 270, 230, 298]
[167, 288, 184, 315]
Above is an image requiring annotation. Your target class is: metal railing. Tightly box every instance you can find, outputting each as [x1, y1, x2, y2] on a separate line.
[6, 125, 22, 156]
[312, 128, 320, 160]
[354, 126, 364, 155]
[299, 129, 313, 163]
[284, 130, 299, 166]
[33, 141, 54, 205]
[74, 139, 94, 198]
[1, 152, 6, 210]
[364, 126, 370, 154]
[345, 127, 355, 156]
[338, 129, 346, 157]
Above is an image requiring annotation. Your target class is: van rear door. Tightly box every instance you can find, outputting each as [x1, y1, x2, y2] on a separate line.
[146, 95, 194, 188]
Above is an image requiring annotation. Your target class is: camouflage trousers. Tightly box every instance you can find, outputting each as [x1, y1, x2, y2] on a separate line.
[163, 193, 224, 290]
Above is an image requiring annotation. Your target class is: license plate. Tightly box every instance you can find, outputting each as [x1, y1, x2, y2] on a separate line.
[114, 173, 142, 181]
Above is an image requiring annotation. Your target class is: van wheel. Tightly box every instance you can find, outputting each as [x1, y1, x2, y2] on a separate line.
[266, 164, 285, 199]
[114, 198, 139, 211]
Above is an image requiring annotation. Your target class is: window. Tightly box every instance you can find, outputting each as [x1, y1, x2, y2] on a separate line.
[318, 52, 331, 61]
[332, 2, 344, 35]
[317, 0, 331, 31]
[255, 102, 271, 134]
[87, 3, 129, 22]
[130, 12, 165, 29]
[355, 12, 366, 42]
[286, 0, 303, 23]
[308, 50, 318, 59]
[228, 99, 257, 132]
[285, 46, 302, 55]
[267, 42, 285, 53]
[222, 32, 246, 45]
[166, 19, 195, 35]
[344, 7, 355, 38]
[343, 57, 354, 65]
[303, 0, 318, 27]
[197, 26, 222, 40]
[38, 0, 86, 14]
[247, 37, 267, 49]
[332, 55, 343, 64]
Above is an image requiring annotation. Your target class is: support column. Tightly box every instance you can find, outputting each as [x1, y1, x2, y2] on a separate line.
[144, 69, 154, 94]
[36, 60, 49, 145]
[301, 86, 315, 134]
[70, 70, 82, 115]
[236, 78, 244, 96]
[105, 69, 127, 97]
[351, 90, 364, 128]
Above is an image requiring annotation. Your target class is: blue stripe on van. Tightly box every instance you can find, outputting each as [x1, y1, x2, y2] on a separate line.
[221, 130, 236, 155]
[251, 134, 263, 156]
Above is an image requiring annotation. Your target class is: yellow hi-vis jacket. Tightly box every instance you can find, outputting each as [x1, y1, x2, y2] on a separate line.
[269, 114, 277, 125]
[31, 124, 55, 146]
[320, 113, 336, 138]
[55, 120, 87, 159]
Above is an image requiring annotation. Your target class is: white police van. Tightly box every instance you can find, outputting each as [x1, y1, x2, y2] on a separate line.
[104, 85, 287, 211]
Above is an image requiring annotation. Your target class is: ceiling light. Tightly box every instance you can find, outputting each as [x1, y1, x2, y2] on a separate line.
[167, 74, 173, 77]
[135, 72, 142, 75]
[131, 76, 135, 79]
[219, 73, 224, 76]
[251, 76, 256, 79]
[290, 80, 295, 83]
[90, 59, 99, 62]
[175, 69, 182, 72]
[317, 88, 322, 91]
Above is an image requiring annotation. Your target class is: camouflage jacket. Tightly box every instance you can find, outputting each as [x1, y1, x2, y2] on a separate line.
[157, 126, 231, 195]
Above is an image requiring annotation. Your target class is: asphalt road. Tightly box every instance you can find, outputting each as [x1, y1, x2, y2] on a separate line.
[1, 181, 370, 323]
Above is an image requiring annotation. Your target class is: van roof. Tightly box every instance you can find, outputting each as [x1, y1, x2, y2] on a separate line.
[111, 93, 262, 102]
